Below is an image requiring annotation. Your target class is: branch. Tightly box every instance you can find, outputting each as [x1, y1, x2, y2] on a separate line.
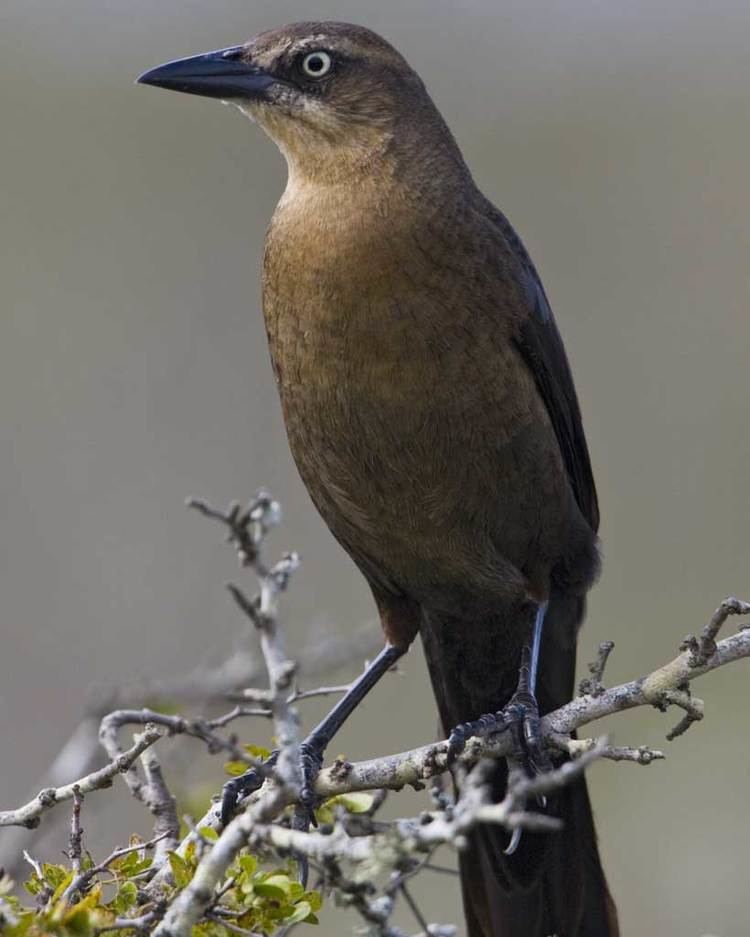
[0, 727, 163, 829]
[7, 488, 749, 937]
[150, 596, 750, 936]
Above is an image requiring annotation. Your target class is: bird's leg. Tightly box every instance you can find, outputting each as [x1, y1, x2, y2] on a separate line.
[504, 600, 550, 777]
[447, 603, 548, 761]
[295, 642, 405, 822]
[220, 643, 405, 828]
[446, 603, 551, 851]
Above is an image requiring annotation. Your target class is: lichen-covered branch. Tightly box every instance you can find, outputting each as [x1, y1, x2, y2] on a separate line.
[0, 727, 163, 829]
[2, 491, 749, 937]
[146, 589, 749, 936]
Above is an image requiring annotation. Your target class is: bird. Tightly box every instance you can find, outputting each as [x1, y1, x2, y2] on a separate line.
[138, 21, 618, 937]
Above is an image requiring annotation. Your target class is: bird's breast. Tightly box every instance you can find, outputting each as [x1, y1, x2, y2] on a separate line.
[259, 186, 573, 607]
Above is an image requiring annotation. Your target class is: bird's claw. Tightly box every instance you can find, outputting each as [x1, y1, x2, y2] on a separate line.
[504, 690, 552, 779]
[220, 768, 266, 826]
[219, 750, 279, 826]
[447, 711, 511, 763]
[291, 739, 325, 889]
[446, 693, 550, 777]
[219, 739, 326, 831]
[446, 688, 552, 856]
[298, 739, 324, 828]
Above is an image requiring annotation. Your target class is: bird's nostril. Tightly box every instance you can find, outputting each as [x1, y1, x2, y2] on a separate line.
[221, 46, 244, 60]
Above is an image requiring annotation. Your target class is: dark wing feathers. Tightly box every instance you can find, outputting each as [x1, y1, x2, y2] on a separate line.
[487, 204, 599, 532]
[516, 269, 599, 532]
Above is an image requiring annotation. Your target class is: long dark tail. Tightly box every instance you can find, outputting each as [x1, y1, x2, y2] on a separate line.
[421, 594, 619, 937]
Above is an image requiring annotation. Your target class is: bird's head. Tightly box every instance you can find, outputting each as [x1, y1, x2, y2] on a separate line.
[138, 21, 463, 185]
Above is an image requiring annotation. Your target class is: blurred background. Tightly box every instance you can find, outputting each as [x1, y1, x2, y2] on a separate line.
[1, 1, 749, 933]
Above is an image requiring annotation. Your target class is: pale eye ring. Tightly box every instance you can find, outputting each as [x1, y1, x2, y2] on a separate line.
[301, 51, 332, 78]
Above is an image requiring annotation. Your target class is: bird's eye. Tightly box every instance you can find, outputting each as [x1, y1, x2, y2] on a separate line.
[301, 51, 332, 79]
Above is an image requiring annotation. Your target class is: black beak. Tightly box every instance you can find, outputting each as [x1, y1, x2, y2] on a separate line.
[137, 46, 276, 100]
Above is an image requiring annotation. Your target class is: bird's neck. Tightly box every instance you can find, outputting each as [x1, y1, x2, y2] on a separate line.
[273, 98, 472, 200]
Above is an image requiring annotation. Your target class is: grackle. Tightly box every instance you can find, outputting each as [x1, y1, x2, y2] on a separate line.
[139, 22, 618, 936]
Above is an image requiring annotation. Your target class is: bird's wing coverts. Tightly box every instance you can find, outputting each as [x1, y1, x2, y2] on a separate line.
[488, 206, 600, 533]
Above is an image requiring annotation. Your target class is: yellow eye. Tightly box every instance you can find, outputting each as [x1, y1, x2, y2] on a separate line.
[301, 51, 332, 78]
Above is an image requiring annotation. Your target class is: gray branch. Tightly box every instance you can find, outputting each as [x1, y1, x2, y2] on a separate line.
[0, 727, 163, 829]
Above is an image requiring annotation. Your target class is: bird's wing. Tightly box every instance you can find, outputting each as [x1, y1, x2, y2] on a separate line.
[516, 267, 599, 532]
[488, 206, 600, 533]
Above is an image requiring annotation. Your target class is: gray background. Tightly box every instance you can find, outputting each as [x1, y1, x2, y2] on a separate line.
[1, 1, 749, 934]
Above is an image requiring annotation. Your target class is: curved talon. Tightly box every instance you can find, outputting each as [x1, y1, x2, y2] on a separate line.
[504, 827, 522, 856]
[220, 750, 279, 826]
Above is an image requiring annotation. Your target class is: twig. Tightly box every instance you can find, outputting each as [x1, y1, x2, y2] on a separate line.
[194, 494, 303, 794]
[139, 744, 180, 863]
[61, 832, 169, 904]
[680, 596, 750, 667]
[96, 908, 164, 933]
[68, 787, 84, 876]
[0, 728, 163, 829]
[578, 641, 615, 697]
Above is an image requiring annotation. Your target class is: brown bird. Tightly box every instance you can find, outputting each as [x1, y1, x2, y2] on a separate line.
[139, 22, 618, 936]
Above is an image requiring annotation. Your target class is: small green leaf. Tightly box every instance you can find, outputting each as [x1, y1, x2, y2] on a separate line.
[50, 869, 75, 904]
[252, 881, 287, 900]
[282, 900, 313, 925]
[111, 880, 137, 914]
[42, 863, 70, 890]
[167, 851, 193, 888]
[223, 761, 250, 777]
[244, 743, 271, 760]
[302, 890, 323, 912]
[328, 792, 375, 814]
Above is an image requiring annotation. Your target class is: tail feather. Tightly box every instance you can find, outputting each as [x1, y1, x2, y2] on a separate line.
[421, 595, 618, 937]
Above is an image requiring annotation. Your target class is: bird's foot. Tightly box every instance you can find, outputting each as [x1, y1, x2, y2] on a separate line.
[447, 710, 513, 763]
[218, 741, 322, 886]
[219, 737, 325, 829]
[297, 737, 325, 828]
[446, 687, 552, 855]
[447, 688, 551, 775]
[220, 750, 278, 826]
[503, 686, 552, 779]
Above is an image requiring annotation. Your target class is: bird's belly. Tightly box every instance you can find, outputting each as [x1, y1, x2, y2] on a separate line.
[281, 368, 574, 613]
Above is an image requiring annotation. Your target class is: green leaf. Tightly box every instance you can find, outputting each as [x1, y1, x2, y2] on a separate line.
[282, 900, 313, 925]
[198, 826, 219, 842]
[223, 761, 250, 777]
[244, 744, 271, 760]
[238, 855, 258, 877]
[287, 881, 304, 901]
[315, 791, 374, 825]
[113, 850, 152, 877]
[110, 880, 137, 914]
[42, 863, 70, 890]
[50, 869, 75, 904]
[167, 851, 193, 889]
[253, 881, 287, 900]
[302, 890, 323, 913]
[328, 792, 374, 813]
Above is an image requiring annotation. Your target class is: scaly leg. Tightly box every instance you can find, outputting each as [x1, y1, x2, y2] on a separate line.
[220, 643, 405, 826]
[446, 602, 550, 853]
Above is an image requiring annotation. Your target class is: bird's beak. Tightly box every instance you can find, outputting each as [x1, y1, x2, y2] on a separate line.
[137, 46, 277, 101]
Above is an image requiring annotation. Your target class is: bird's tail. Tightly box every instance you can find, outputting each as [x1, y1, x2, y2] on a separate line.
[420, 594, 619, 937]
